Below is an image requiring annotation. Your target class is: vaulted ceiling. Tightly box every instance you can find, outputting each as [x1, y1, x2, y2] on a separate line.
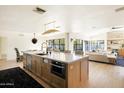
[0, 5, 124, 36]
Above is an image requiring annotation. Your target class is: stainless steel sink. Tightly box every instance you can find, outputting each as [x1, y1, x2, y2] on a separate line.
[36, 53, 47, 56]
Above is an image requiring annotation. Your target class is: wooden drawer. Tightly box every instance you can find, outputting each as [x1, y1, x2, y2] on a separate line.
[51, 74, 66, 88]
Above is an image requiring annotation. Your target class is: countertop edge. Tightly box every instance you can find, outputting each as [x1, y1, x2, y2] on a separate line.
[23, 52, 89, 64]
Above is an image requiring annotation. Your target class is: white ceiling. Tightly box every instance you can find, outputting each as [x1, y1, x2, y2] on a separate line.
[0, 5, 124, 36]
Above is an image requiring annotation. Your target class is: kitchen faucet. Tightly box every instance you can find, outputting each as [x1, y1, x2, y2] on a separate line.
[41, 41, 48, 54]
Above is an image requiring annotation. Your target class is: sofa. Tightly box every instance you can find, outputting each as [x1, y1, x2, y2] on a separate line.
[86, 52, 110, 63]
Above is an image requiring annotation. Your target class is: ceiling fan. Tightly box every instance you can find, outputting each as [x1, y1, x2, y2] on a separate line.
[33, 6, 46, 14]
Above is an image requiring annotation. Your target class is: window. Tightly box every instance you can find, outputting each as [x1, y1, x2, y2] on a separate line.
[48, 38, 65, 52]
[59, 39, 65, 51]
[85, 40, 104, 52]
[85, 41, 89, 51]
[73, 39, 83, 51]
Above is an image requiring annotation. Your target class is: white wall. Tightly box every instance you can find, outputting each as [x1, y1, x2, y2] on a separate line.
[0, 31, 43, 60]
[0, 37, 1, 59]
[0, 37, 7, 60]
[89, 33, 107, 40]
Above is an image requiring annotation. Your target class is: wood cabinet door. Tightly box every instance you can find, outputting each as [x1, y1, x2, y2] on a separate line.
[23, 54, 27, 68]
[26, 55, 32, 71]
[31, 56, 42, 78]
[41, 59, 51, 83]
[35, 57, 42, 78]
[31, 56, 36, 73]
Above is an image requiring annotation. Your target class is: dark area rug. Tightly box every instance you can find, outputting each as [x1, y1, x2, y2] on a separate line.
[116, 57, 124, 67]
[0, 67, 44, 88]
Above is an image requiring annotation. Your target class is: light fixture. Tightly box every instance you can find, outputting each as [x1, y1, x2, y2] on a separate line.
[32, 33, 38, 44]
[42, 21, 59, 35]
[42, 29, 59, 35]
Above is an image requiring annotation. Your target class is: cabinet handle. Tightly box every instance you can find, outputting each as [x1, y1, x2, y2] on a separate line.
[50, 64, 64, 68]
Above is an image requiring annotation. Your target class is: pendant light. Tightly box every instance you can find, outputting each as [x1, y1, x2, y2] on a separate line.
[42, 21, 59, 35]
[32, 33, 38, 44]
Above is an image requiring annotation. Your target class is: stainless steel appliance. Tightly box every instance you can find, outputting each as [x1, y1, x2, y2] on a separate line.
[51, 61, 66, 79]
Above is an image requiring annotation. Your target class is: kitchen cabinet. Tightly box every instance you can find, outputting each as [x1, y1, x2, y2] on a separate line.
[80, 57, 89, 87]
[67, 57, 89, 88]
[35, 57, 42, 78]
[67, 61, 81, 87]
[23, 52, 89, 88]
[51, 74, 66, 88]
[32, 56, 43, 78]
[31, 56, 36, 73]
[41, 59, 51, 83]
[23, 54, 27, 68]
[26, 54, 32, 71]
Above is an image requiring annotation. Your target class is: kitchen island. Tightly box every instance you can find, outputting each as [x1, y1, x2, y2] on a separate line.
[23, 51, 89, 88]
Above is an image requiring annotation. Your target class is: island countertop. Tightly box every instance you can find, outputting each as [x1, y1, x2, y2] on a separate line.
[23, 50, 89, 63]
